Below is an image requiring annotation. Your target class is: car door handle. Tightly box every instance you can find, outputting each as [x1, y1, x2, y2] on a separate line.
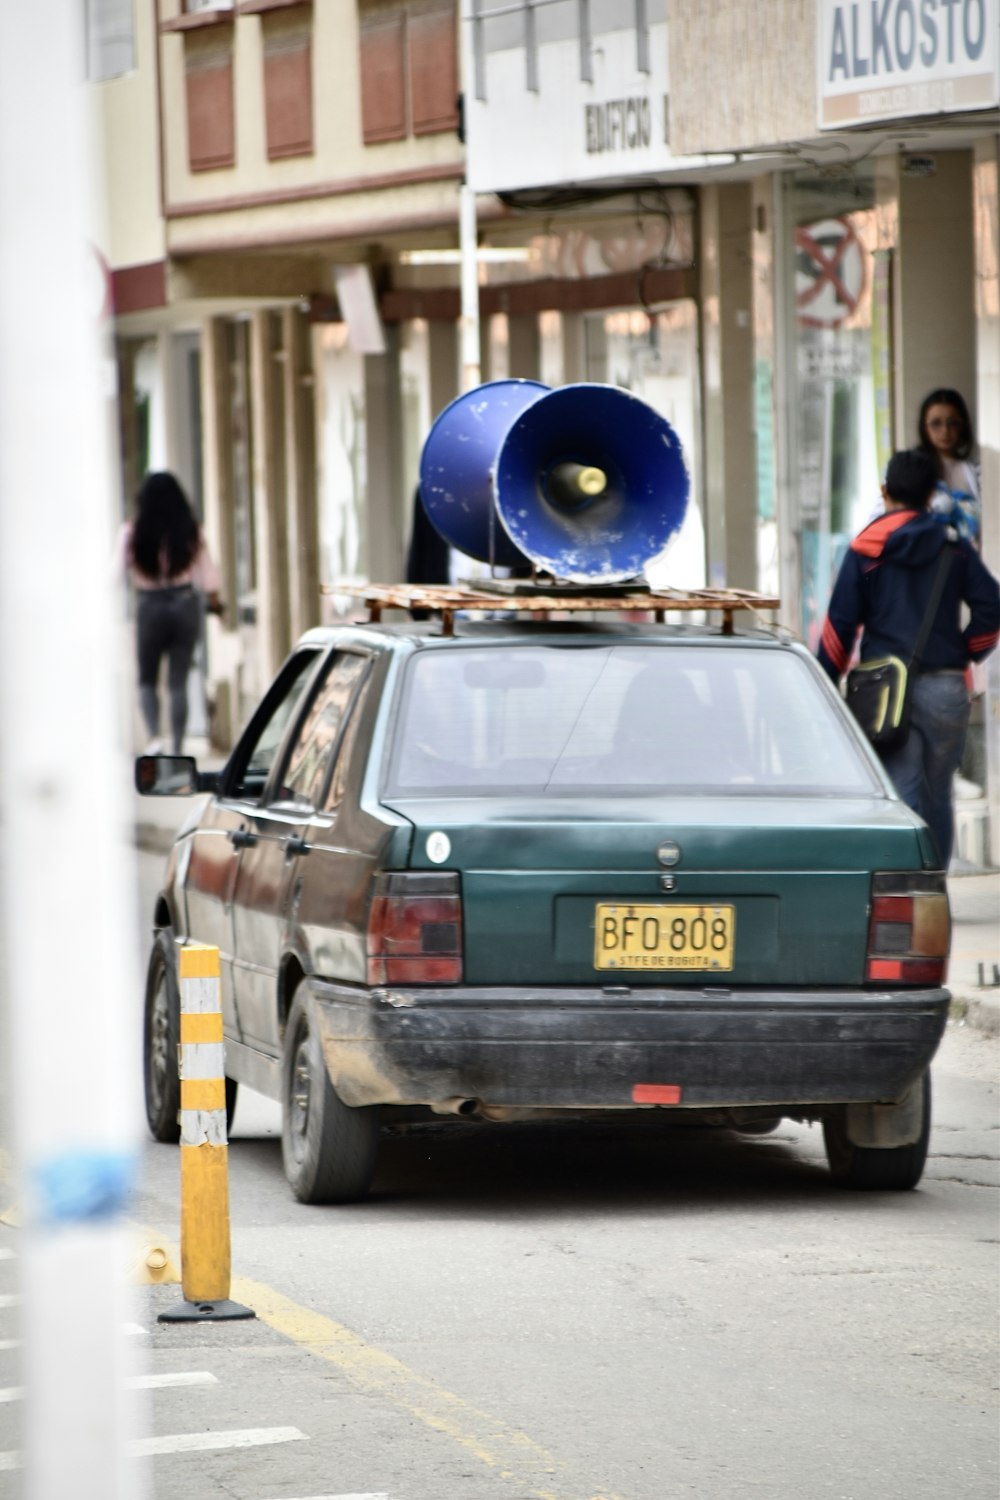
[228, 828, 257, 849]
[284, 835, 310, 858]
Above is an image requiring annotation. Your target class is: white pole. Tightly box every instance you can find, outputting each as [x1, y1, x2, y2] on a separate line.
[0, 9, 147, 1499]
[459, 183, 482, 392]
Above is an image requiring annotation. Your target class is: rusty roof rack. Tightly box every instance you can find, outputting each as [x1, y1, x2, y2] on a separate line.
[323, 583, 781, 637]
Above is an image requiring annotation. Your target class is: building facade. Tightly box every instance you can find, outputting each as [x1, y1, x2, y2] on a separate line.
[97, 0, 1000, 861]
[665, 0, 999, 861]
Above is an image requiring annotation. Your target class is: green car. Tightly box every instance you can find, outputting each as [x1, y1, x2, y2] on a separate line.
[139, 615, 950, 1203]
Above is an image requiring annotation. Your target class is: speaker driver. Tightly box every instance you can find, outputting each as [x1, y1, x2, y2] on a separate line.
[494, 383, 689, 584]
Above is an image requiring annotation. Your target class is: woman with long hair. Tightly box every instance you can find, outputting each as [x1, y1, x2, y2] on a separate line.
[916, 387, 981, 546]
[116, 471, 223, 753]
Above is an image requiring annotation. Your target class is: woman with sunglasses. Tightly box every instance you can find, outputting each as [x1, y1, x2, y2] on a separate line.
[917, 388, 981, 546]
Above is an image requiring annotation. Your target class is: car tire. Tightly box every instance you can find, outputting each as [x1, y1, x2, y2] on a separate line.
[822, 1071, 931, 1191]
[144, 928, 181, 1143]
[144, 928, 239, 1142]
[280, 989, 379, 1204]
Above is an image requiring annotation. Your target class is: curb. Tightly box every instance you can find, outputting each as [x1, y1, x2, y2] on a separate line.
[951, 990, 1000, 1037]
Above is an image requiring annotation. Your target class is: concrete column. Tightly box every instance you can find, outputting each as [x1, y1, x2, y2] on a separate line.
[562, 312, 586, 383]
[896, 150, 976, 444]
[115, 338, 139, 515]
[429, 318, 459, 419]
[282, 305, 321, 637]
[972, 138, 998, 573]
[200, 316, 239, 748]
[155, 327, 179, 475]
[771, 174, 801, 631]
[364, 324, 405, 582]
[699, 181, 756, 589]
[973, 135, 1000, 865]
[250, 309, 291, 684]
[508, 313, 541, 379]
[202, 318, 236, 613]
[479, 314, 491, 383]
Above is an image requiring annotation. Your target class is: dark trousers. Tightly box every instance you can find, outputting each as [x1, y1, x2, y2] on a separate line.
[136, 587, 201, 751]
[880, 671, 970, 867]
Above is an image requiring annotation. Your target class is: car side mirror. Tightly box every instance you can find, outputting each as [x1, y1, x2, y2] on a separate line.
[134, 755, 220, 797]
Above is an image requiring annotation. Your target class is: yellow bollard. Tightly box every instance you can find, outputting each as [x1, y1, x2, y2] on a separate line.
[158, 944, 254, 1324]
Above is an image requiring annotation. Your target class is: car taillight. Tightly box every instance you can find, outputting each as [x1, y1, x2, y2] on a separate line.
[865, 872, 950, 985]
[367, 871, 463, 985]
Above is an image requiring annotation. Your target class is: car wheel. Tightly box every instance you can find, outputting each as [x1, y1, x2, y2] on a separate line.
[144, 928, 181, 1143]
[280, 990, 379, 1204]
[823, 1071, 931, 1191]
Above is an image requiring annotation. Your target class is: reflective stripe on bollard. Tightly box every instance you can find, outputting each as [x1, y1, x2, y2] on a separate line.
[158, 945, 254, 1324]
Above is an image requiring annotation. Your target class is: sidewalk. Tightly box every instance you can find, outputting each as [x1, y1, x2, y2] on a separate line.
[946, 869, 1000, 1036]
[132, 762, 1000, 1036]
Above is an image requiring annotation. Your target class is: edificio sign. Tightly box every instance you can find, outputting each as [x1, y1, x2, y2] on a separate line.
[584, 96, 655, 155]
[465, 19, 670, 194]
[817, 0, 999, 127]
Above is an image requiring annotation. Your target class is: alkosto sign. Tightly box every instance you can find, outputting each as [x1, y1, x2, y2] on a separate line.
[818, 0, 999, 127]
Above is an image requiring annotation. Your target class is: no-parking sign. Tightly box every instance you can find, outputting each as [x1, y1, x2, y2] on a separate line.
[795, 217, 866, 329]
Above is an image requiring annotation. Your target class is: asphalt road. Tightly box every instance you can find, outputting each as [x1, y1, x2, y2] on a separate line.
[1, 848, 997, 1500]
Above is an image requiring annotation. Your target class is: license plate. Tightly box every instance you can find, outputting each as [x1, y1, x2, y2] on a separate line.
[594, 903, 735, 971]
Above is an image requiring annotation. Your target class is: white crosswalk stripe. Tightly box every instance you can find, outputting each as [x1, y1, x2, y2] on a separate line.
[1, 1427, 308, 1471]
[131, 1371, 218, 1391]
[1, 1371, 217, 1402]
[0, 1248, 14, 1260]
[130, 1426, 308, 1458]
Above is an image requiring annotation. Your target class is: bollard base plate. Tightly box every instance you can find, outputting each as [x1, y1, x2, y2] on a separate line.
[158, 1298, 255, 1324]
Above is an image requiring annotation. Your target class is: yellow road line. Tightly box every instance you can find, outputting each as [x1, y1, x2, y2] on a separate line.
[231, 1275, 625, 1500]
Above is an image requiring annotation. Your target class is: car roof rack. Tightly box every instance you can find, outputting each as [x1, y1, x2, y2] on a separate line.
[323, 583, 781, 638]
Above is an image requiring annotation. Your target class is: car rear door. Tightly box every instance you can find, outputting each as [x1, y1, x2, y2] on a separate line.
[229, 650, 372, 1051]
[183, 648, 321, 1036]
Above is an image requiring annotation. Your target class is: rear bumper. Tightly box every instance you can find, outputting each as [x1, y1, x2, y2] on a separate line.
[307, 980, 950, 1113]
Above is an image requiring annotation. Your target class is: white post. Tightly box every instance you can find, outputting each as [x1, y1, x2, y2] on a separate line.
[460, 183, 482, 392]
[0, 9, 147, 1499]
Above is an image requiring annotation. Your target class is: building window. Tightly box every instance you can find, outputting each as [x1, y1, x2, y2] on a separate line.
[409, 5, 459, 133]
[262, 14, 314, 159]
[789, 165, 880, 649]
[360, 8, 407, 142]
[359, 1, 458, 145]
[185, 34, 236, 171]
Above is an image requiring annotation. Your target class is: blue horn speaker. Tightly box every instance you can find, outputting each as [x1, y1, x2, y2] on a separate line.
[419, 380, 689, 583]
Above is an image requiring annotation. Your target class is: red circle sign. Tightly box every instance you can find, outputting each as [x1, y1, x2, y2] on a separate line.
[795, 217, 865, 329]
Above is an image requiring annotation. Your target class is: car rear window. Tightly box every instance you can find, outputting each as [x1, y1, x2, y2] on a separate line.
[386, 644, 878, 796]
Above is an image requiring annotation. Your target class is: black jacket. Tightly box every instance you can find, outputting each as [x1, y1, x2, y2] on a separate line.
[817, 508, 999, 681]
